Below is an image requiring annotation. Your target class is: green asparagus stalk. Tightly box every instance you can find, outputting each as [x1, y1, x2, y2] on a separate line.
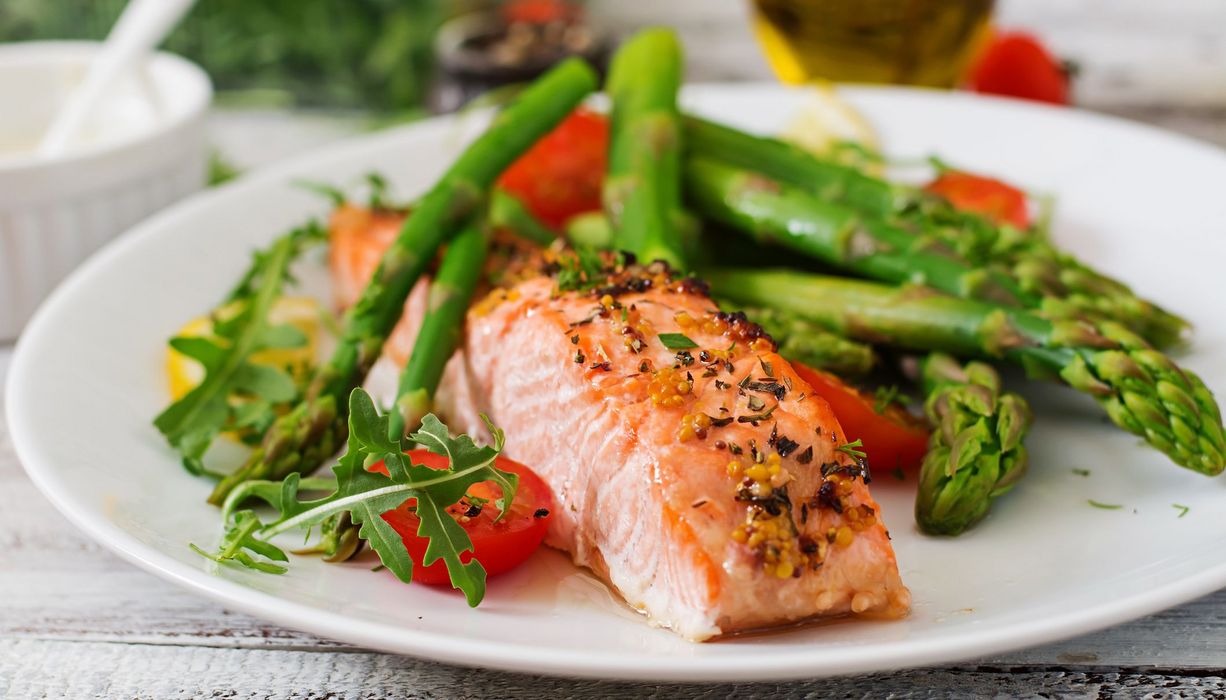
[732, 305, 877, 376]
[605, 28, 686, 268]
[319, 221, 490, 562]
[915, 353, 1032, 535]
[707, 268, 1226, 475]
[392, 222, 489, 437]
[489, 189, 556, 246]
[685, 115, 1189, 347]
[565, 211, 615, 249]
[209, 58, 598, 504]
[684, 156, 1036, 308]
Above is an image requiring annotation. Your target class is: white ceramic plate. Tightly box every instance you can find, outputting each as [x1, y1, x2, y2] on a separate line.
[8, 85, 1226, 682]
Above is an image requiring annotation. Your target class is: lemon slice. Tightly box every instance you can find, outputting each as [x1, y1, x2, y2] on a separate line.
[779, 83, 881, 172]
[166, 296, 325, 400]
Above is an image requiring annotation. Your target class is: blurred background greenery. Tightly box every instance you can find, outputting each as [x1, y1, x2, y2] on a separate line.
[0, 0, 444, 111]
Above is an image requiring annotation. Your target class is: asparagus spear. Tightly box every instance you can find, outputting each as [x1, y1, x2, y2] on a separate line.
[915, 353, 1032, 535]
[732, 305, 877, 376]
[209, 58, 598, 504]
[604, 28, 686, 268]
[685, 156, 1035, 308]
[707, 268, 1226, 475]
[489, 189, 556, 246]
[685, 115, 1189, 347]
[392, 222, 489, 437]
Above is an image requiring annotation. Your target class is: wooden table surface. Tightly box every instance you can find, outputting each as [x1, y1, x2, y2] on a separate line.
[5, 1, 1226, 696]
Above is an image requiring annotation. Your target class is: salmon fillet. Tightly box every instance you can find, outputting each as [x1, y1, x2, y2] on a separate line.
[330, 209, 911, 641]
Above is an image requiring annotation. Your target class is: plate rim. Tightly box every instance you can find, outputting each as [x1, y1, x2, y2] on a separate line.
[8, 83, 1226, 682]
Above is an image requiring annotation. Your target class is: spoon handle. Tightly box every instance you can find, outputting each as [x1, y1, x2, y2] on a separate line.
[38, 0, 196, 158]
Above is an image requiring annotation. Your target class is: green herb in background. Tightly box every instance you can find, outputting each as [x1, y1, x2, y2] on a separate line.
[207, 150, 241, 186]
[0, 0, 442, 111]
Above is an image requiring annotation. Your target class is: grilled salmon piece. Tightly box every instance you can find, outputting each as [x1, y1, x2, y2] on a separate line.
[330, 212, 911, 640]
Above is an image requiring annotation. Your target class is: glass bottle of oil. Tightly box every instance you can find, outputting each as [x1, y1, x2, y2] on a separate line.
[751, 0, 995, 87]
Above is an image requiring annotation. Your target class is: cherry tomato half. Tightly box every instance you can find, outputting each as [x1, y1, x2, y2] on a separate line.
[497, 107, 608, 230]
[967, 31, 1070, 106]
[792, 362, 930, 473]
[372, 450, 554, 585]
[925, 170, 1031, 229]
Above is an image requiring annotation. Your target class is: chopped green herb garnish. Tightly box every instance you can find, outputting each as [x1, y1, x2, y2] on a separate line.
[1087, 500, 1123, 510]
[659, 332, 698, 350]
[736, 404, 777, 424]
[759, 358, 774, 377]
[873, 385, 903, 415]
[1173, 503, 1190, 518]
[555, 247, 608, 293]
[836, 438, 867, 460]
[1071, 468, 1091, 477]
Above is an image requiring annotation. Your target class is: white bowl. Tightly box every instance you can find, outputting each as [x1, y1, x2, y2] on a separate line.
[0, 41, 212, 340]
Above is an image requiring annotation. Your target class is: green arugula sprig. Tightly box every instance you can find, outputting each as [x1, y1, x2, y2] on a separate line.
[153, 222, 327, 477]
[224, 221, 327, 303]
[198, 388, 518, 607]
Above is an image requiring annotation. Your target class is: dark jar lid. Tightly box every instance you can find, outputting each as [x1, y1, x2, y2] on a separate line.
[433, 3, 608, 112]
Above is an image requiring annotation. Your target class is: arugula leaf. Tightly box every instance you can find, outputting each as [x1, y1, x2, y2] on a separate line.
[191, 511, 288, 574]
[292, 179, 347, 208]
[154, 222, 326, 476]
[225, 221, 327, 302]
[293, 173, 404, 212]
[207, 150, 242, 187]
[658, 332, 698, 350]
[199, 388, 517, 607]
[365, 172, 391, 210]
[220, 474, 338, 523]
[407, 414, 517, 603]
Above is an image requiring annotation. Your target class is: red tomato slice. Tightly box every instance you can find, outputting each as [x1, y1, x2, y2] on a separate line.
[925, 171, 1031, 229]
[967, 31, 1070, 105]
[497, 107, 608, 230]
[792, 362, 930, 473]
[372, 450, 553, 585]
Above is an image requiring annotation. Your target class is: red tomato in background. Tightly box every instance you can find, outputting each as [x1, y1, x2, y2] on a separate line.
[967, 31, 1070, 105]
[497, 107, 609, 230]
[792, 363, 930, 473]
[502, 0, 578, 24]
[925, 171, 1031, 228]
[372, 450, 554, 585]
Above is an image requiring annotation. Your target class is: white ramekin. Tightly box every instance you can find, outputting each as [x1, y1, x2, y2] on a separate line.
[0, 42, 213, 340]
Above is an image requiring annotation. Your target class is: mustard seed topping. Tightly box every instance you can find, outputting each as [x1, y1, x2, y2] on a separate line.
[648, 366, 692, 408]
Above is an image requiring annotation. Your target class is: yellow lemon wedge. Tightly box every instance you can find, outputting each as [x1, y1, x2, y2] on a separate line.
[166, 295, 325, 401]
[779, 83, 882, 173]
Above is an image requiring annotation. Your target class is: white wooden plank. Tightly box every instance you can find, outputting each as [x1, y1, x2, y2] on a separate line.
[5, 639, 1226, 699]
